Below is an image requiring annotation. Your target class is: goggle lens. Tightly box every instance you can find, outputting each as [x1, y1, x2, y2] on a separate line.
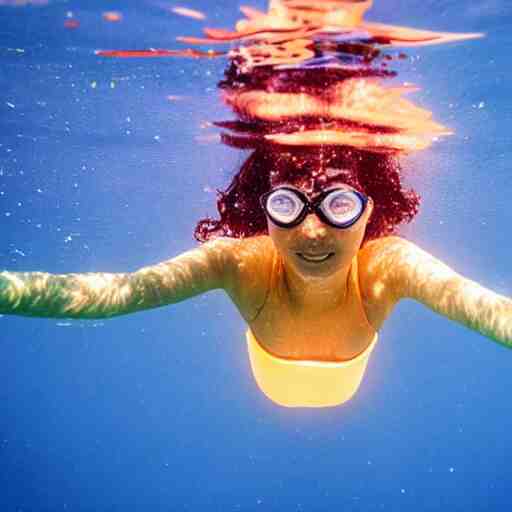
[320, 190, 363, 225]
[266, 189, 303, 224]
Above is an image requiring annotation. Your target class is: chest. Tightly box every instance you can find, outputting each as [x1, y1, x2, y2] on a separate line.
[248, 290, 376, 361]
[227, 243, 392, 361]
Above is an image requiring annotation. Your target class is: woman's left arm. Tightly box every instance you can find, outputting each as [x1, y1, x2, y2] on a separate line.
[384, 237, 512, 348]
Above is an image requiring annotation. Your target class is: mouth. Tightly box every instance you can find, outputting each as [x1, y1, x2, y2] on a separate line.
[296, 252, 335, 263]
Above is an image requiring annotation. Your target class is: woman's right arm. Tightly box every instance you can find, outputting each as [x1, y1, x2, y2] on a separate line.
[0, 238, 242, 319]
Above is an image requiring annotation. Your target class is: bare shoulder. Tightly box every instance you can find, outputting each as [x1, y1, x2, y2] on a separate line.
[358, 235, 405, 294]
[358, 235, 457, 303]
[357, 236, 419, 329]
[357, 236, 512, 345]
[209, 235, 276, 322]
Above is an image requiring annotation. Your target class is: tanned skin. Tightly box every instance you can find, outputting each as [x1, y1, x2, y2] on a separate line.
[1, 181, 511, 359]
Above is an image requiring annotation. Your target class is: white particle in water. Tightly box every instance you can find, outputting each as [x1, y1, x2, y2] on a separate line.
[6, 102, 15, 109]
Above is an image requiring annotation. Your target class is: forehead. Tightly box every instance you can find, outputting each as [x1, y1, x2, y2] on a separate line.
[272, 180, 356, 194]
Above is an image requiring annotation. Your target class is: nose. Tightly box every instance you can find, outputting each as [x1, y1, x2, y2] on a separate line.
[300, 214, 327, 241]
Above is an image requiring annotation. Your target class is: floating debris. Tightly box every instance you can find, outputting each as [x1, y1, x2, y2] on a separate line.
[64, 18, 79, 29]
[166, 95, 185, 101]
[171, 6, 206, 20]
[102, 11, 123, 22]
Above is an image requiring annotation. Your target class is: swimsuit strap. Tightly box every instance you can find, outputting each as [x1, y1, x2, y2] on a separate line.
[249, 243, 279, 323]
[350, 253, 378, 337]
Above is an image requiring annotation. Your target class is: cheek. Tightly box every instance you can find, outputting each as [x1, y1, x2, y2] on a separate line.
[268, 222, 295, 250]
[335, 227, 361, 247]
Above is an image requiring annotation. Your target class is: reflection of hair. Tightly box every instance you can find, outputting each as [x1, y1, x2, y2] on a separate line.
[195, 145, 420, 245]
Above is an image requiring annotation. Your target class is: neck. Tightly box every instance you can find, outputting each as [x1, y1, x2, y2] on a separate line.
[279, 256, 353, 313]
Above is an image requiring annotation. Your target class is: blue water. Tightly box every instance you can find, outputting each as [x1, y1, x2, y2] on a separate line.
[1, 1, 511, 510]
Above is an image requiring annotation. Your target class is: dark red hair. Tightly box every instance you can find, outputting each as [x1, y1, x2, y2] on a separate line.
[195, 144, 419, 245]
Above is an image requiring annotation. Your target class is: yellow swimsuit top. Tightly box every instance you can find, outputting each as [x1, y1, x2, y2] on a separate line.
[246, 255, 378, 408]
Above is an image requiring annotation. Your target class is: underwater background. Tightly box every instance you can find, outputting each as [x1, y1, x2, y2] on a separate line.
[1, 0, 511, 510]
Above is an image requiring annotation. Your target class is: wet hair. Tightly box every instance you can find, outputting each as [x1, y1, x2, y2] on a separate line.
[195, 145, 420, 246]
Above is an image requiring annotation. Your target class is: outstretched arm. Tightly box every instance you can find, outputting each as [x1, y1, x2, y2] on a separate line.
[0, 238, 239, 319]
[382, 237, 512, 348]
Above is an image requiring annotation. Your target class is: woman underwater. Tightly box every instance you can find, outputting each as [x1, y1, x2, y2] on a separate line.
[2, 0, 510, 408]
[1, 145, 511, 408]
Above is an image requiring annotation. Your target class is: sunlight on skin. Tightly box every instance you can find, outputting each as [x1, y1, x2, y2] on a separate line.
[240, 181, 381, 360]
[0, 239, 234, 319]
[1, 233, 511, 350]
[0, 0, 505, 351]
[360, 236, 512, 348]
[0, 176, 510, 350]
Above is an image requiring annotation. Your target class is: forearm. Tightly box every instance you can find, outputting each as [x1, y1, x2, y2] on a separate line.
[0, 270, 145, 319]
[381, 237, 512, 349]
[413, 276, 512, 349]
[0, 241, 232, 320]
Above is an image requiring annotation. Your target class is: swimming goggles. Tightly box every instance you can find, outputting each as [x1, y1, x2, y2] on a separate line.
[260, 186, 369, 229]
